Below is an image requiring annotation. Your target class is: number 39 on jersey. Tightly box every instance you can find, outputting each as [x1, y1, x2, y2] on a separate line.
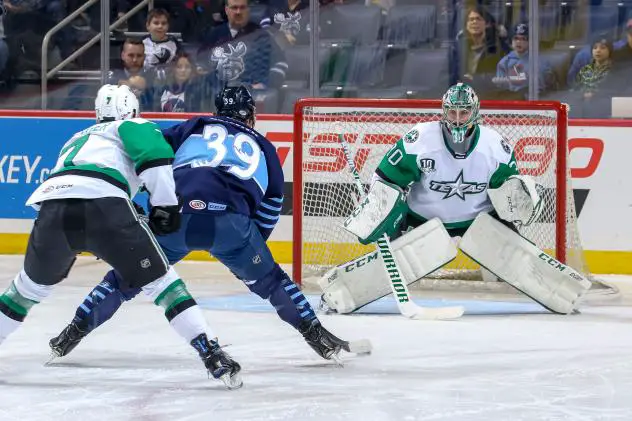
[173, 124, 269, 192]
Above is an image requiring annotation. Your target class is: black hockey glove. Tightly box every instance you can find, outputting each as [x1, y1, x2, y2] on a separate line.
[148, 205, 181, 236]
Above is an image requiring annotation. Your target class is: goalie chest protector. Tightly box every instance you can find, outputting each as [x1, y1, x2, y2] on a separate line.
[383, 121, 516, 226]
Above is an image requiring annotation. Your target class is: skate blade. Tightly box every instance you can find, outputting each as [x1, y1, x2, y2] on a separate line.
[219, 372, 243, 390]
[45, 350, 62, 366]
[331, 352, 344, 367]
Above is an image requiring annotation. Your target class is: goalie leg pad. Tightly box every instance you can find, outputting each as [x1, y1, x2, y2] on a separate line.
[459, 213, 592, 314]
[320, 218, 457, 313]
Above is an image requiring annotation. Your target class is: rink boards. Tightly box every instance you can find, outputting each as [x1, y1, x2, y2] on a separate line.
[0, 111, 631, 274]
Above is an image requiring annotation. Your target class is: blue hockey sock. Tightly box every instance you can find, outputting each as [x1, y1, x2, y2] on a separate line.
[72, 271, 141, 332]
[248, 265, 317, 329]
[275, 278, 317, 328]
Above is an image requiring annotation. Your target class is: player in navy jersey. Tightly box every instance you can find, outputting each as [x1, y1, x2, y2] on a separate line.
[48, 85, 368, 364]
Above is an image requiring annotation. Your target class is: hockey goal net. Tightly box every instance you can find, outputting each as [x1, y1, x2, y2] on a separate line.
[292, 98, 607, 295]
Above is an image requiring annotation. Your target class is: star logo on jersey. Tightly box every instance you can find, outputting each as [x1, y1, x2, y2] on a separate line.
[429, 170, 487, 200]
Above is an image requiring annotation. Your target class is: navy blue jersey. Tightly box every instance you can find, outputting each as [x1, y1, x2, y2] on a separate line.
[162, 116, 284, 240]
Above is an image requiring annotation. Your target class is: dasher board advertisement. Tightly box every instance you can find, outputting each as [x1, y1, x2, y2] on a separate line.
[0, 111, 628, 274]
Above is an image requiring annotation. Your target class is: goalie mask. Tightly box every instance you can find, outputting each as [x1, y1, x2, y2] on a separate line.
[441, 83, 480, 157]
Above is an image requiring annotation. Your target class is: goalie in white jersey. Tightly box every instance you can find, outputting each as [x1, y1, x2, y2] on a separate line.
[0, 84, 242, 389]
[320, 83, 592, 316]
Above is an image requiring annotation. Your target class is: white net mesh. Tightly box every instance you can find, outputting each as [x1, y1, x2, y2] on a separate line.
[293, 99, 606, 294]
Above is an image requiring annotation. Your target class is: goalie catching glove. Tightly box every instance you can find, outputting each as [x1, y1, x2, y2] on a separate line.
[343, 178, 408, 244]
[488, 174, 544, 226]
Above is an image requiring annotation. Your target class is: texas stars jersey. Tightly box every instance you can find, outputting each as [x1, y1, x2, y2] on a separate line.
[375, 121, 519, 228]
[27, 118, 176, 208]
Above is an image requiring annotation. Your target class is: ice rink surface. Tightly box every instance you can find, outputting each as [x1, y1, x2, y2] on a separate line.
[1, 255, 632, 421]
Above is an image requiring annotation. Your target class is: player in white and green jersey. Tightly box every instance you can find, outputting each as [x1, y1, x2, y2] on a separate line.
[26, 102, 178, 214]
[321, 83, 591, 316]
[0, 84, 242, 389]
[373, 83, 521, 237]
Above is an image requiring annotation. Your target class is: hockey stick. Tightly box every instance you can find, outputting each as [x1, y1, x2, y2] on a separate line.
[339, 134, 464, 320]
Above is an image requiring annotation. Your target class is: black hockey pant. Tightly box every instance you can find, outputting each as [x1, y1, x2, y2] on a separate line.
[24, 197, 169, 289]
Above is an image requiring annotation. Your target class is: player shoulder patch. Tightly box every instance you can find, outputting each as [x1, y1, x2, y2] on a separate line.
[500, 137, 511, 154]
[416, 157, 436, 174]
[403, 129, 419, 143]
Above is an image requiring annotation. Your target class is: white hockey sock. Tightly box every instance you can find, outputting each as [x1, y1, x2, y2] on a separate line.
[0, 312, 21, 345]
[169, 305, 215, 343]
[142, 270, 216, 343]
[14, 269, 54, 301]
[0, 269, 52, 345]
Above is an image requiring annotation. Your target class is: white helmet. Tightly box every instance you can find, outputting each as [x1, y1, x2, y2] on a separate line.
[95, 84, 139, 122]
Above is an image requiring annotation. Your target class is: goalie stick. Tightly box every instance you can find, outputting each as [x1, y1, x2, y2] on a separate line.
[338, 134, 464, 320]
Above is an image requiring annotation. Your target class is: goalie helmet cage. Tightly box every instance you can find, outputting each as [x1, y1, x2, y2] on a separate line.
[292, 98, 608, 295]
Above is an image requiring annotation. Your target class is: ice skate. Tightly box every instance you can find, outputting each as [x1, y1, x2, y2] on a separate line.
[299, 319, 372, 363]
[191, 333, 243, 390]
[48, 322, 88, 361]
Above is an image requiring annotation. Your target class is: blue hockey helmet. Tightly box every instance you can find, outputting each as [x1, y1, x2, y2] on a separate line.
[215, 85, 256, 127]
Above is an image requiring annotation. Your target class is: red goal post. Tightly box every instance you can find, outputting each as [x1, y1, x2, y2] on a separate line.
[292, 98, 574, 287]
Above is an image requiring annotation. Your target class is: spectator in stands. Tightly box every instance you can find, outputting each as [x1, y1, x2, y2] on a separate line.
[262, 0, 311, 46]
[567, 28, 629, 87]
[197, 0, 287, 95]
[114, 0, 192, 33]
[155, 52, 202, 112]
[4, 0, 73, 75]
[493, 23, 555, 99]
[605, 19, 632, 94]
[198, 0, 250, 45]
[5, 0, 73, 59]
[612, 19, 632, 62]
[108, 38, 147, 83]
[449, 5, 510, 98]
[182, 0, 226, 42]
[107, 38, 154, 110]
[574, 37, 613, 99]
[143, 8, 181, 82]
